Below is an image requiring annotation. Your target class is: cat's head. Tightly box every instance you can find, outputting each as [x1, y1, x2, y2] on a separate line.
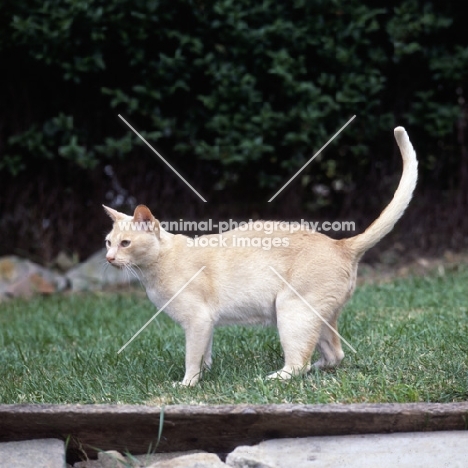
[103, 204, 161, 269]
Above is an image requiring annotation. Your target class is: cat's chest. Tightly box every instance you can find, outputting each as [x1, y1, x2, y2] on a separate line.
[145, 286, 192, 323]
[146, 287, 167, 310]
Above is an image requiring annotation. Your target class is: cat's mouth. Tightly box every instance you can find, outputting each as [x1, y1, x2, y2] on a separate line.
[107, 259, 124, 269]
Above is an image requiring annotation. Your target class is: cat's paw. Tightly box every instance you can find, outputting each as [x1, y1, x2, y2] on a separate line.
[266, 370, 293, 381]
[312, 357, 343, 369]
[173, 375, 200, 387]
[172, 380, 197, 388]
[312, 359, 327, 369]
[267, 364, 311, 381]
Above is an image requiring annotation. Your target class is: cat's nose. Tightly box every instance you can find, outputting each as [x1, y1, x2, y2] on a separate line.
[106, 247, 118, 263]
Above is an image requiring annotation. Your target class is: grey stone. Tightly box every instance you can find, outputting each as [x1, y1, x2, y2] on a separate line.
[0, 438, 65, 468]
[74, 460, 102, 468]
[73, 450, 210, 467]
[226, 432, 468, 468]
[133, 451, 208, 466]
[225, 450, 277, 468]
[147, 453, 227, 468]
[54, 251, 80, 272]
[0, 256, 67, 301]
[66, 249, 137, 291]
[97, 451, 128, 468]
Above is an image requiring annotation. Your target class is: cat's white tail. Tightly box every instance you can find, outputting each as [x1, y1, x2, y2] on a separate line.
[348, 127, 418, 258]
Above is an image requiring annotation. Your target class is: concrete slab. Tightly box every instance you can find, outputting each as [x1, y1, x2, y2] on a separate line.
[226, 431, 468, 468]
[0, 438, 65, 468]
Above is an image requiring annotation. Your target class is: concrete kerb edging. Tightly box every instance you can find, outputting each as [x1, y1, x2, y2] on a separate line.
[1, 402, 467, 464]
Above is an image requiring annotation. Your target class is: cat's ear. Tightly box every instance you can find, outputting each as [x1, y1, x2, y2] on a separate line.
[103, 205, 126, 222]
[133, 204, 154, 223]
[133, 204, 160, 235]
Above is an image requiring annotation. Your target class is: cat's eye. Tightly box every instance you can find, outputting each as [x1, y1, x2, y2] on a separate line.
[120, 240, 131, 248]
[105, 239, 111, 248]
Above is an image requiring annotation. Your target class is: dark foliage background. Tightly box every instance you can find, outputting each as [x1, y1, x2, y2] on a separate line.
[0, 0, 467, 264]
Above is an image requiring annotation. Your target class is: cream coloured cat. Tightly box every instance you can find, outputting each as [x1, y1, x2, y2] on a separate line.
[104, 127, 417, 386]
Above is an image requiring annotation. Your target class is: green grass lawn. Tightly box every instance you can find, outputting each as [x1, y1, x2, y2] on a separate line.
[1, 266, 467, 405]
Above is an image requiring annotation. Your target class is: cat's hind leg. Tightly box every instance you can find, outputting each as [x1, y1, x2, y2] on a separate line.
[313, 310, 345, 369]
[203, 332, 213, 370]
[267, 294, 323, 380]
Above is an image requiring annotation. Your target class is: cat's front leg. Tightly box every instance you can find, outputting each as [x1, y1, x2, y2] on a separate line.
[180, 320, 214, 386]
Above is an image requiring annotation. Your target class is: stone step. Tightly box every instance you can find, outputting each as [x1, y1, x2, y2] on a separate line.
[227, 431, 468, 468]
[0, 439, 65, 468]
[2, 432, 467, 468]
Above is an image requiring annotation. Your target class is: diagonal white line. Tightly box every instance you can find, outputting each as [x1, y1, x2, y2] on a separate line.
[268, 115, 356, 202]
[269, 266, 357, 353]
[117, 266, 206, 354]
[118, 114, 207, 202]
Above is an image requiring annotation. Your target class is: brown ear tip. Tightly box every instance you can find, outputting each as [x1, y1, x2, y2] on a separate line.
[133, 204, 153, 216]
[134, 204, 151, 213]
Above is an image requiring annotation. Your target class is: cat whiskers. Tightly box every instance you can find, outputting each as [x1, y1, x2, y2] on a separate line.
[125, 263, 145, 288]
[131, 262, 145, 280]
[101, 260, 111, 279]
[122, 263, 133, 283]
[102, 260, 132, 289]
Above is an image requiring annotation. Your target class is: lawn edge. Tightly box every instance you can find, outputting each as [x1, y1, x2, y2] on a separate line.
[1, 402, 467, 461]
